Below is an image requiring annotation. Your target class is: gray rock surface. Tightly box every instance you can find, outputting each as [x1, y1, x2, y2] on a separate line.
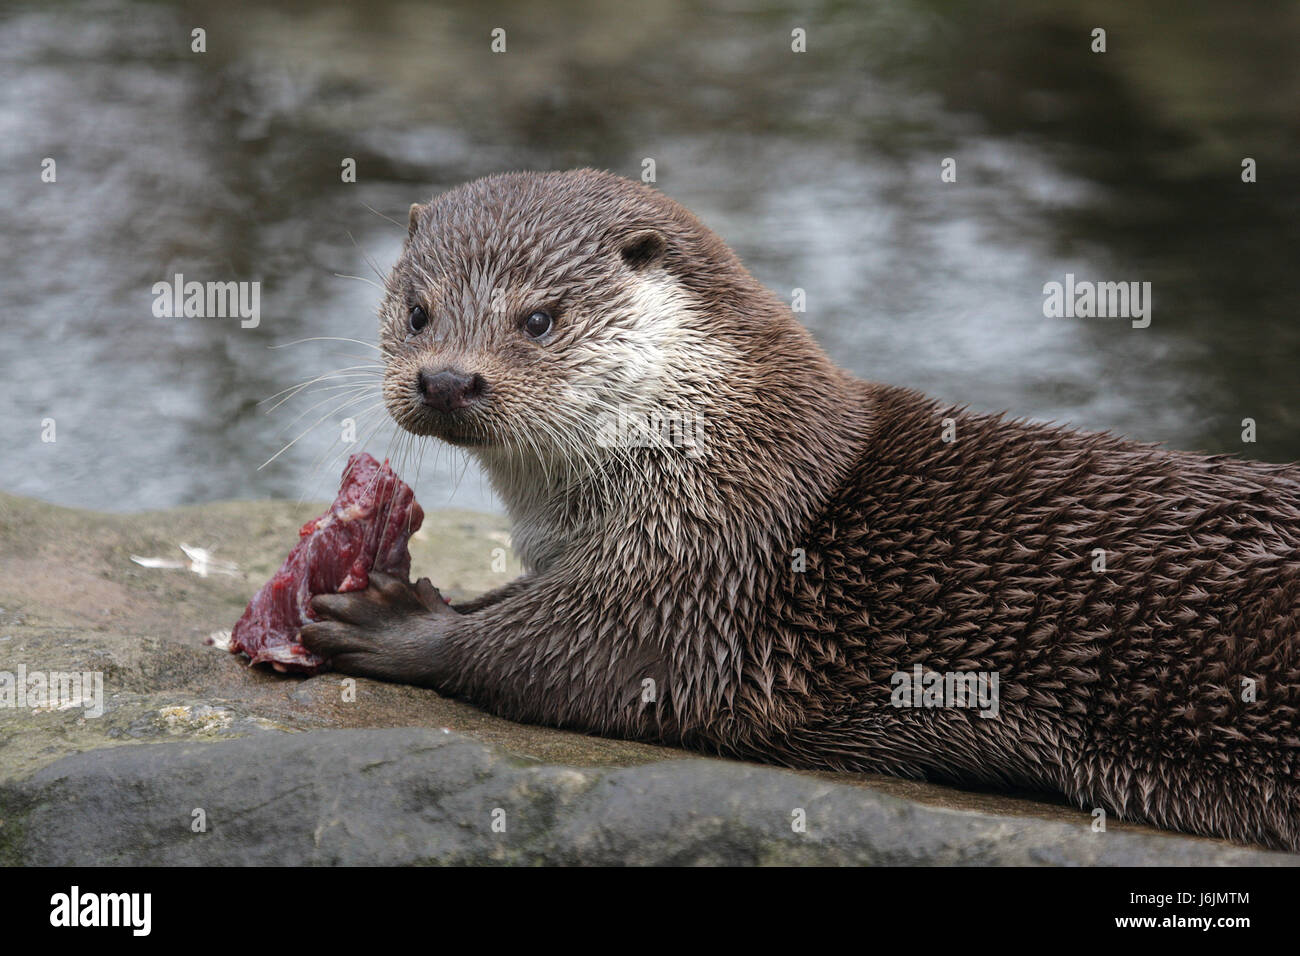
[0, 491, 1294, 865]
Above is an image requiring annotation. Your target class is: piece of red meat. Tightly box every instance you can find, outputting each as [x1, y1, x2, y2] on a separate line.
[229, 452, 424, 674]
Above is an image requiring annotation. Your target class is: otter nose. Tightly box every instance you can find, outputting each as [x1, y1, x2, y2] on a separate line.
[417, 368, 485, 413]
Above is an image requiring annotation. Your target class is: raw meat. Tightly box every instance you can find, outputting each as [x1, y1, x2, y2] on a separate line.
[229, 453, 424, 673]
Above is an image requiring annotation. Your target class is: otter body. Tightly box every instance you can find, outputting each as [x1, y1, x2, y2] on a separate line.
[302, 169, 1300, 851]
[787, 384, 1300, 849]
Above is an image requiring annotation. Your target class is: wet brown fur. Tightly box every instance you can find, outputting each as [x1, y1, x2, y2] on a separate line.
[307, 170, 1300, 852]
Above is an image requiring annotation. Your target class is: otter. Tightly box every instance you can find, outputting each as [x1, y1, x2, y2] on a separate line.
[300, 169, 1300, 852]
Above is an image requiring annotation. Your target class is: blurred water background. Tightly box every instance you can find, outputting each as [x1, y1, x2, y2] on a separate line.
[2, 0, 1297, 513]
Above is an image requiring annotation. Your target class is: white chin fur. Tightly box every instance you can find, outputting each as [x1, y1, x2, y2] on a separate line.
[565, 271, 733, 415]
[479, 271, 734, 570]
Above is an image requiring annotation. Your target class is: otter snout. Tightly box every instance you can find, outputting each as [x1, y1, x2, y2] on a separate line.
[417, 367, 486, 413]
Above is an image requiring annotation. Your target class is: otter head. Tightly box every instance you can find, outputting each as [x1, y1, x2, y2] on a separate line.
[378, 170, 757, 497]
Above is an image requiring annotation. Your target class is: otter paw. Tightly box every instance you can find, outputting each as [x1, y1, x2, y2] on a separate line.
[299, 574, 453, 686]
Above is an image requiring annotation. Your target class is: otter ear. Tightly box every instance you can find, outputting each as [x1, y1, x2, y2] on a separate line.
[619, 229, 667, 270]
[408, 202, 427, 238]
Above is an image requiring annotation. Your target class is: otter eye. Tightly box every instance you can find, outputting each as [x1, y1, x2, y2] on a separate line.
[408, 305, 429, 333]
[524, 309, 552, 338]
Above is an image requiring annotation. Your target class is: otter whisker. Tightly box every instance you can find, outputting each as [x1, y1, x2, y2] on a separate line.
[299, 402, 389, 502]
[262, 375, 382, 417]
[260, 393, 385, 472]
[333, 272, 385, 293]
[445, 440, 475, 503]
[345, 229, 387, 283]
[260, 365, 384, 410]
[405, 430, 429, 536]
[360, 201, 406, 232]
[278, 384, 381, 433]
[269, 336, 382, 353]
[303, 402, 392, 498]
